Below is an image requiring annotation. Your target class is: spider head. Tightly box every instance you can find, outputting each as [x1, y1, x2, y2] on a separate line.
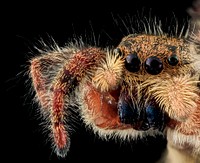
[87, 34, 198, 136]
[118, 34, 189, 76]
[115, 34, 198, 130]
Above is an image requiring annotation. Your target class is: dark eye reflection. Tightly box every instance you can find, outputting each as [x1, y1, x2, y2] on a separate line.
[145, 56, 163, 75]
[167, 54, 179, 66]
[125, 52, 141, 72]
[114, 48, 123, 57]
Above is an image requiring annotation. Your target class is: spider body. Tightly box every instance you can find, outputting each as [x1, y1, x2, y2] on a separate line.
[30, 33, 199, 158]
[28, 1, 200, 160]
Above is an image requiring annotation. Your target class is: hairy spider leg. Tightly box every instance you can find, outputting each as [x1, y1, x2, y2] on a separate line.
[168, 100, 200, 135]
[30, 53, 66, 110]
[51, 48, 104, 156]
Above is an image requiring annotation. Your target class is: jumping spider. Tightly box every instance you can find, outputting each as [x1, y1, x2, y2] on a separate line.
[28, 0, 200, 161]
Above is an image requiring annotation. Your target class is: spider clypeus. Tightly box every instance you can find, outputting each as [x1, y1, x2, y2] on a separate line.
[29, 0, 200, 162]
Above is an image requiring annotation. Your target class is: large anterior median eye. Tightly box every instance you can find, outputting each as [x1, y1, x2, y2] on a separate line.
[125, 52, 141, 72]
[145, 56, 163, 75]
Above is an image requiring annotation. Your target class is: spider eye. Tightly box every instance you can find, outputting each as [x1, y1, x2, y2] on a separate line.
[125, 52, 141, 72]
[167, 54, 179, 66]
[145, 56, 163, 75]
[114, 48, 123, 57]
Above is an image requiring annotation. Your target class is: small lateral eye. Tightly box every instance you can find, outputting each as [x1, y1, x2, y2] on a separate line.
[167, 54, 179, 66]
[125, 52, 141, 72]
[145, 56, 163, 75]
[114, 48, 123, 57]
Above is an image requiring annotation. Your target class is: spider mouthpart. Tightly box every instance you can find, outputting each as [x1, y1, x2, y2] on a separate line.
[118, 92, 167, 131]
[140, 103, 167, 131]
[125, 52, 141, 72]
[144, 56, 163, 75]
[118, 94, 140, 124]
[167, 54, 179, 66]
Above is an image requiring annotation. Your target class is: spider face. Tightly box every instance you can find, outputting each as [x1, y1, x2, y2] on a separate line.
[115, 34, 188, 130]
[114, 34, 187, 130]
[82, 34, 197, 140]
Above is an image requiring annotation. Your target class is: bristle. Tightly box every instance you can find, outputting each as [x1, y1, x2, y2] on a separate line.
[145, 75, 199, 121]
[92, 49, 124, 92]
[167, 128, 200, 158]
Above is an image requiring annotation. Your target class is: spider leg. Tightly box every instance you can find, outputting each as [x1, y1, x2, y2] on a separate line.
[164, 0, 200, 157]
[30, 52, 67, 111]
[167, 101, 200, 141]
[163, 77, 200, 158]
[175, 102, 200, 135]
[50, 47, 105, 157]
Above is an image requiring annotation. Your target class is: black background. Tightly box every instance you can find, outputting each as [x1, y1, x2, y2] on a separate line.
[3, 0, 192, 162]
